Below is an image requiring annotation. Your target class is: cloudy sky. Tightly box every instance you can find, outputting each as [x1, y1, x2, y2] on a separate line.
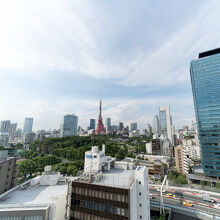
[0, 0, 220, 130]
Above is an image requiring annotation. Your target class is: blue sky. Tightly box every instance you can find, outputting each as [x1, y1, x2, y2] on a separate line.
[0, 0, 220, 130]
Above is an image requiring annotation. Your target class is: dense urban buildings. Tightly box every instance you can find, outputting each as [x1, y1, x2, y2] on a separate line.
[0, 151, 16, 195]
[23, 117, 33, 132]
[60, 114, 78, 137]
[190, 48, 220, 178]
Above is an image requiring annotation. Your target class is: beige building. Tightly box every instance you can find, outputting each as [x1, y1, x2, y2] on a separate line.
[175, 146, 189, 174]
[0, 150, 17, 194]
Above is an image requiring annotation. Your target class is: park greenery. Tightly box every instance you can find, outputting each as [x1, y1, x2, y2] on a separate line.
[17, 135, 152, 183]
[168, 169, 188, 184]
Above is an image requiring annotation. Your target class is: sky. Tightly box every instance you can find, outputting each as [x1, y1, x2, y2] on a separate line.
[0, 0, 220, 130]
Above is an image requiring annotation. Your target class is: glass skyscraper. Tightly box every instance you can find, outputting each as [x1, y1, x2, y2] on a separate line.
[23, 117, 33, 133]
[190, 48, 220, 178]
[89, 119, 96, 130]
[60, 114, 78, 137]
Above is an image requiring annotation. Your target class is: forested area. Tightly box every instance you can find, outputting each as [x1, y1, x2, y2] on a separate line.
[17, 135, 151, 183]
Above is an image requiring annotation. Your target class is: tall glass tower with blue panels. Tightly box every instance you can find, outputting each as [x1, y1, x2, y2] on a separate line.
[190, 48, 220, 178]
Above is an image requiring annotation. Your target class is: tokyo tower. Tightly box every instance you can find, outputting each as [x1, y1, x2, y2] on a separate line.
[95, 99, 105, 134]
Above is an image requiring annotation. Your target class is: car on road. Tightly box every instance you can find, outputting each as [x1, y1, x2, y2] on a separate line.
[149, 180, 155, 184]
[183, 201, 193, 207]
[214, 203, 220, 209]
[149, 193, 155, 199]
[157, 188, 166, 193]
[202, 193, 215, 203]
[166, 193, 176, 199]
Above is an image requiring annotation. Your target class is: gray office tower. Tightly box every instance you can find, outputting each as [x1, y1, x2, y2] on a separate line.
[89, 119, 96, 130]
[153, 115, 160, 135]
[0, 120, 11, 133]
[60, 114, 78, 137]
[23, 117, 33, 132]
[190, 48, 220, 178]
[106, 118, 111, 132]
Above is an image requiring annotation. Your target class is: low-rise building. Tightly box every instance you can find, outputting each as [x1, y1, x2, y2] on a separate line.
[0, 150, 17, 194]
[175, 146, 189, 174]
[70, 146, 151, 220]
[0, 171, 70, 220]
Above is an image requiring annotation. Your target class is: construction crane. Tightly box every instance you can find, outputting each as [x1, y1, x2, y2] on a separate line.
[160, 175, 167, 215]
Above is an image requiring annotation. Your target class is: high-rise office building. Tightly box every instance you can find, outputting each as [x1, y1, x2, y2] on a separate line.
[9, 123, 17, 137]
[119, 122, 124, 131]
[106, 117, 111, 132]
[60, 114, 78, 137]
[89, 119, 96, 130]
[153, 115, 160, 135]
[0, 120, 11, 134]
[190, 48, 220, 178]
[130, 122, 137, 131]
[159, 106, 172, 145]
[23, 117, 33, 132]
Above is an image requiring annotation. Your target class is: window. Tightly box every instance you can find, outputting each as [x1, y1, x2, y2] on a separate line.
[139, 203, 142, 207]
[139, 181, 141, 184]
[139, 192, 141, 196]
[140, 215, 142, 219]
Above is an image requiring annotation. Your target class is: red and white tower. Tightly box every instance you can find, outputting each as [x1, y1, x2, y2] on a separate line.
[95, 99, 105, 134]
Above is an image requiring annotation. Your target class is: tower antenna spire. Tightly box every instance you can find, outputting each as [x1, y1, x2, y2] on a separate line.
[95, 93, 105, 134]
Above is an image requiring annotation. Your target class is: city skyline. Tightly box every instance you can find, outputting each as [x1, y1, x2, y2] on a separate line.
[0, 1, 220, 130]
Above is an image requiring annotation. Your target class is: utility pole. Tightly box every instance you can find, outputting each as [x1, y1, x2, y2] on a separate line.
[160, 175, 167, 215]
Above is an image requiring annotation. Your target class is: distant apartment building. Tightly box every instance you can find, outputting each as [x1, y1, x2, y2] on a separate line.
[0, 150, 16, 195]
[23, 117, 33, 132]
[159, 106, 173, 145]
[175, 146, 189, 174]
[105, 118, 111, 132]
[182, 138, 201, 161]
[151, 139, 162, 155]
[89, 118, 96, 130]
[60, 114, 78, 137]
[22, 132, 35, 144]
[153, 115, 160, 135]
[130, 122, 137, 132]
[71, 146, 151, 220]
[0, 135, 9, 147]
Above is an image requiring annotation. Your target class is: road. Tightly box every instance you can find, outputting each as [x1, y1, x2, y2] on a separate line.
[149, 185, 220, 217]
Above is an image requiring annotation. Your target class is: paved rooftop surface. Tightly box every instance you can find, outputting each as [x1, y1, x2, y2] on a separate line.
[0, 183, 68, 206]
[93, 168, 136, 188]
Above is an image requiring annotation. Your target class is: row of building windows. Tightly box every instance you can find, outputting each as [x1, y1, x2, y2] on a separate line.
[72, 187, 128, 203]
[73, 199, 129, 217]
[72, 211, 116, 220]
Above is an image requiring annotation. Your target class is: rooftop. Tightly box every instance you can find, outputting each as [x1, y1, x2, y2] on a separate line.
[93, 168, 135, 188]
[199, 48, 220, 59]
[0, 173, 68, 209]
